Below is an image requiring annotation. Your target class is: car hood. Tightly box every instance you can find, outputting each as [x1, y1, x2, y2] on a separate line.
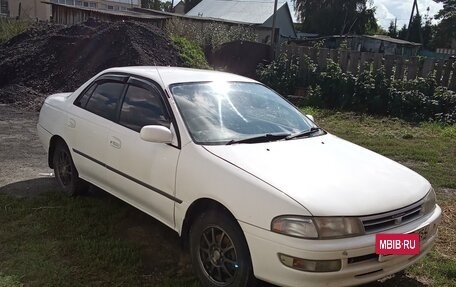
[203, 134, 430, 216]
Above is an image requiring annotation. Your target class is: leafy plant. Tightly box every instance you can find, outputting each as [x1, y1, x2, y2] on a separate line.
[256, 52, 456, 124]
[257, 52, 316, 95]
[171, 36, 210, 69]
[166, 18, 257, 51]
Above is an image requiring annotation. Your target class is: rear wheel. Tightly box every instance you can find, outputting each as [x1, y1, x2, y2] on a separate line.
[189, 210, 254, 287]
[53, 142, 88, 196]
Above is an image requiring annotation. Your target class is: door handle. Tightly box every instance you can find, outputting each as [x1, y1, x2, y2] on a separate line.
[67, 118, 76, 128]
[110, 137, 121, 149]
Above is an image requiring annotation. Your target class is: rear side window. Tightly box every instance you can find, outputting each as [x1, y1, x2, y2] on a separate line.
[85, 81, 125, 121]
[119, 85, 170, 132]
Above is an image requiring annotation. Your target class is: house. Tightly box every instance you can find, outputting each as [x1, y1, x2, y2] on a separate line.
[185, 0, 296, 40]
[362, 35, 421, 56]
[8, 0, 51, 19]
[0, 0, 8, 16]
[48, 0, 141, 12]
[292, 35, 422, 57]
[173, 0, 184, 15]
[45, 2, 167, 25]
[7, 0, 140, 20]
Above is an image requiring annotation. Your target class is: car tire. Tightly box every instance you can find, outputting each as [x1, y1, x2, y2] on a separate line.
[53, 141, 88, 197]
[189, 209, 254, 287]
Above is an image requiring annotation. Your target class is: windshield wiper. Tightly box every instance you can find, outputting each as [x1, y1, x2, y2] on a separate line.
[226, 133, 290, 145]
[285, 127, 324, 140]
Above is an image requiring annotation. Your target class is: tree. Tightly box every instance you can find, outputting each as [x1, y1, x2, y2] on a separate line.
[407, 14, 422, 43]
[398, 24, 408, 40]
[141, 0, 172, 11]
[422, 8, 435, 49]
[141, 0, 161, 10]
[160, 1, 172, 12]
[293, 0, 379, 35]
[433, 0, 456, 48]
[387, 20, 397, 38]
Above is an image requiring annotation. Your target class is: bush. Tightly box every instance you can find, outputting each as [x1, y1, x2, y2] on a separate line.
[171, 36, 210, 69]
[166, 18, 257, 51]
[257, 53, 316, 95]
[256, 53, 456, 124]
[0, 18, 30, 44]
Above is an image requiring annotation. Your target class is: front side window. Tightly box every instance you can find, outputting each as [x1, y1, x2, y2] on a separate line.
[171, 82, 316, 145]
[119, 85, 169, 132]
[85, 81, 124, 121]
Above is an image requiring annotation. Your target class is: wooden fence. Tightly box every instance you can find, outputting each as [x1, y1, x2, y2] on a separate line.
[282, 45, 456, 91]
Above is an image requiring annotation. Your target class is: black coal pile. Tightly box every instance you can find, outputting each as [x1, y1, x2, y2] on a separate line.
[0, 19, 183, 110]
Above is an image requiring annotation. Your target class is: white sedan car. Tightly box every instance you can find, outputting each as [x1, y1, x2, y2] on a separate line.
[37, 67, 441, 287]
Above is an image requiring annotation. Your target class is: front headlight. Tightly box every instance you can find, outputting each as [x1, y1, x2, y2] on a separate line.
[271, 216, 318, 239]
[271, 216, 364, 239]
[421, 187, 436, 215]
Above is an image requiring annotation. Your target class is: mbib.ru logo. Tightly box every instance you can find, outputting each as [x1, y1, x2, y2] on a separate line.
[375, 234, 420, 255]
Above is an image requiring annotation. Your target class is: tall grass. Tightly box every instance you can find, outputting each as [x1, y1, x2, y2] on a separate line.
[0, 18, 30, 44]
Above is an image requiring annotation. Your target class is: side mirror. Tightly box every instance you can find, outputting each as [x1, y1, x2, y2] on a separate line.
[306, 115, 315, 122]
[140, 125, 173, 143]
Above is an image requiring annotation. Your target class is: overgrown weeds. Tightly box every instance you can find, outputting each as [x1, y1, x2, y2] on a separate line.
[171, 35, 210, 69]
[0, 18, 30, 44]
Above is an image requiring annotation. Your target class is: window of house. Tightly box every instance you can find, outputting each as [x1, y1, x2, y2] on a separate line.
[75, 0, 82, 6]
[83, 2, 89, 7]
[120, 6, 127, 11]
[65, 0, 75, 5]
[114, 6, 119, 11]
[107, 5, 113, 10]
[85, 81, 125, 121]
[119, 85, 170, 132]
[100, 4, 107, 9]
[89, 2, 96, 8]
[58, 0, 65, 4]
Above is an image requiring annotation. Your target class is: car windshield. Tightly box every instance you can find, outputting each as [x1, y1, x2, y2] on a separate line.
[171, 81, 317, 145]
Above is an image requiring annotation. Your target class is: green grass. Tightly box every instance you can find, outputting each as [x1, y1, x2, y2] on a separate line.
[0, 18, 30, 44]
[0, 109, 455, 286]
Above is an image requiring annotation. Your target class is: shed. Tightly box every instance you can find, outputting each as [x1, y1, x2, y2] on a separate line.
[44, 2, 168, 26]
[291, 35, 422, 57]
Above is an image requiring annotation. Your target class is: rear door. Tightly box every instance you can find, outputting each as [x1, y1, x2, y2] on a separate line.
[105, 76, 181, 229]
[66, 75, 127, 190]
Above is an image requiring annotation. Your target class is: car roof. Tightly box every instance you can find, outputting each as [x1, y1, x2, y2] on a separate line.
[102, 66, 257, 87]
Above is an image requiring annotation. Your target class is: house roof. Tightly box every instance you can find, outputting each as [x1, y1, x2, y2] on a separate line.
[364, 35, 422, 46]
[43, 2, 169, 20]
[132, 7, 260, 26]
[186, 0, 288, 24]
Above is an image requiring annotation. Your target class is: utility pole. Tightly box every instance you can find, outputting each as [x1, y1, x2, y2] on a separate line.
[270, 0, 278, 58]
[407, 0, 423, 43]
[394, 18, 397, 34]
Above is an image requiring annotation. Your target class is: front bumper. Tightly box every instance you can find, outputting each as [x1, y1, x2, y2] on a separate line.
[240, 205, 442, 287]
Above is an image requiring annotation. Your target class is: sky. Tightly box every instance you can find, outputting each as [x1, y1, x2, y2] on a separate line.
[286, 0, 444, 28]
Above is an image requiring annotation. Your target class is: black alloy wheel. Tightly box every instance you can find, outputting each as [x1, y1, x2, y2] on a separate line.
[190, 210, 254, 287]
[53, 142, 88, 196]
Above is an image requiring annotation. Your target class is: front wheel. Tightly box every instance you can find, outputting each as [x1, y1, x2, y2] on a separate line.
[189, 210, 254, 287]
[53, 142, 88, 196]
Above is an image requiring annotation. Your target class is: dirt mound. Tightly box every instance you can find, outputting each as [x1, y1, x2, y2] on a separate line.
[0, 19, 183, 110]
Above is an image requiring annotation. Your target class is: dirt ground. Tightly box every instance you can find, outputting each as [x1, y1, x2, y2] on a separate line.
[0, 104, 54, 193]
